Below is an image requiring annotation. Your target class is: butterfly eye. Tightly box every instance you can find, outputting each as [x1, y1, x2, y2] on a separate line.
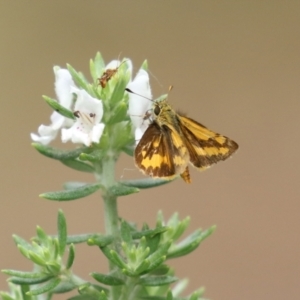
[154, 105, 160, 116]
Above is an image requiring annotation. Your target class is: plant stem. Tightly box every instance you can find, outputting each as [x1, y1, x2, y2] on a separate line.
[97, 154, 119, 248]
[103, 194, 119, 241]
[96, 154, 120, 300]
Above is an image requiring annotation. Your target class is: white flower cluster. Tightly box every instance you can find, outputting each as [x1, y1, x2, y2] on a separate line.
[31, 60, 153, 147]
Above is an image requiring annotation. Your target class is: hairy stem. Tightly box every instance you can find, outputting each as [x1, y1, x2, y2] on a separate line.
[96, 154, 120, 300]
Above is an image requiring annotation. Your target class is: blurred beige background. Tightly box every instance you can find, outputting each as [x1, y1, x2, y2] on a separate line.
[1, 1, 299, 299]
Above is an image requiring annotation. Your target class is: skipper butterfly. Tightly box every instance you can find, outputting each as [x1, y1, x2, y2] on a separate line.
[127, 89, 238, 183]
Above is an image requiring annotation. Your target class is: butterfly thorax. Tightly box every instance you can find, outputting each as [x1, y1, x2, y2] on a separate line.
[152, 100, 182, 133]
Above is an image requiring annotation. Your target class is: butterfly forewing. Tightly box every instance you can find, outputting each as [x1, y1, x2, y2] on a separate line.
[179, 115, 239, 169]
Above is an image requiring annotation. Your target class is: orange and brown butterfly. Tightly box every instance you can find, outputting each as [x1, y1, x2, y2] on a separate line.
[126, 88, 238, 183]
[98, 60, 128, 88]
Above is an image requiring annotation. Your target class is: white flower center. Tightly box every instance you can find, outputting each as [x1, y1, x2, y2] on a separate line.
[74, 111, 97, 133]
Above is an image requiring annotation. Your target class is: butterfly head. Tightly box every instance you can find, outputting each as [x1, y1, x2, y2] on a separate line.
[151, 94, 177, 126]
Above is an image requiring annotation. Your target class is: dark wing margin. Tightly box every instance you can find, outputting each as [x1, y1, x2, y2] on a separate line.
[134, 122, 177, 178]
[179, 116, 238, 169]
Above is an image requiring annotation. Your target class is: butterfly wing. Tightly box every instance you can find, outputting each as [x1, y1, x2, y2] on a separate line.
[179, 116, 238, 170]
[135, 121, 188, 180]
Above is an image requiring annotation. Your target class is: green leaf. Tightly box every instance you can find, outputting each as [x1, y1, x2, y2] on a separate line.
[36, 226, 49, 245]
[52, 280, 77, 293]
[131, 226, 168, 239]
[42, 95, 75, 120]
[172, 278, 189, 297]
[145, 233, 161, 255]
[21, 285, 31, 300]
[166, 290, 173, 300]
[87, 235, 114, 247]
[91, 272, 125, 286]
[40, 183, 102, 201]
[45, 261, 61, 274]
[57, 210, 67, 256]
[111, 122, 133, 151]
[188, 287, 205, 300]
[68, 296, 99, 300]
[2, 270, 48, 279]
[61, 159, 95, 173]
[167, 226, 216, 259]
[108, 183, 139, 197]
[32, 143, 90, 160]
[77, 282, 108, 299]
[122, 144, 134, 156]
[109, 73, 130, 107]
[143, 256, 166, 276]
[156, 211, 164, 227]
[90, 52, 105, 82]
[139, 297, 166, 300]
[0, 292, 15, 300]
[80, 149, 104, 162]
[13, 235, 33, 251]
[100, 247, 127, 270]
[67, 64, 89, 90]
[154, 94, 168, 104]
[109, 250, 129, 270]
[26, 277, 61, 295]
[170, 216, 190, 242]
[120, 221, 133, 244]
[17, 245, 30, 259]
[133, 259, 151, 276]
[148, 264, 170, 276]
[63, 181, 87, 190]
[139, 276, 177, 287]
[140, 59, 148, 71]
[53, 239, 60, 260]
[120, 178, 175, 189]
[106, 100, 128, 125]
[66, 233, 106, 245]
[66, 244, 75, 269]
[27, 251, 46, 266]
[9, 274, 54, 285]
[140, 241, 172, 274]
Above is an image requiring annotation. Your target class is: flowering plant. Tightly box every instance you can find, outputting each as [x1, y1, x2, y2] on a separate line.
[1, 53, 214, 300]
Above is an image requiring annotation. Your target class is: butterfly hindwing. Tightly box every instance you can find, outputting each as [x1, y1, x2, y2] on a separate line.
[135, 121, 188, 179]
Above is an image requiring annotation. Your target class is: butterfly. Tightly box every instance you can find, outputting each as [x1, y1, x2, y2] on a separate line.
[127, 89, 238, 183]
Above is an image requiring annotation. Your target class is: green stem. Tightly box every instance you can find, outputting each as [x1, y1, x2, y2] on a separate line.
[99, 154, 119, 241]
[103, 194, 118, 242]
[96, 154, 120, 300]
[120, 277, 140, 300]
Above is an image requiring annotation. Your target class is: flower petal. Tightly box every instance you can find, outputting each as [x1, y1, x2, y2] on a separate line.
[31, 68, 77, 144]
[105, 59, 133, 75]
[61, 89, 105, 146]
[91, 123, 105, 143]
[74, 89, 103, 123]
[54, 67, 77, 108]
[127, 69, 152, 129]
[30, 124, 58, 145]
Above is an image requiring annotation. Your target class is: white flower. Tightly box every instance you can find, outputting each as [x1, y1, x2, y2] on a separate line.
[127, 69, 152, 141]
[105, 59, 132, 74]
[61, 89, 105, 146]
[31, 67, 76, 145]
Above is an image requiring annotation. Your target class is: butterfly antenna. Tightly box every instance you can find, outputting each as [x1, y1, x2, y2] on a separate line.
[125, 88, 154, 102]
[147, 67, 164, 88]
[166, 85, 174, 102]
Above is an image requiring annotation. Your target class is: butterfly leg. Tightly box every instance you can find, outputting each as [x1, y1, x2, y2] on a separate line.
[180, 166, 191, 183]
